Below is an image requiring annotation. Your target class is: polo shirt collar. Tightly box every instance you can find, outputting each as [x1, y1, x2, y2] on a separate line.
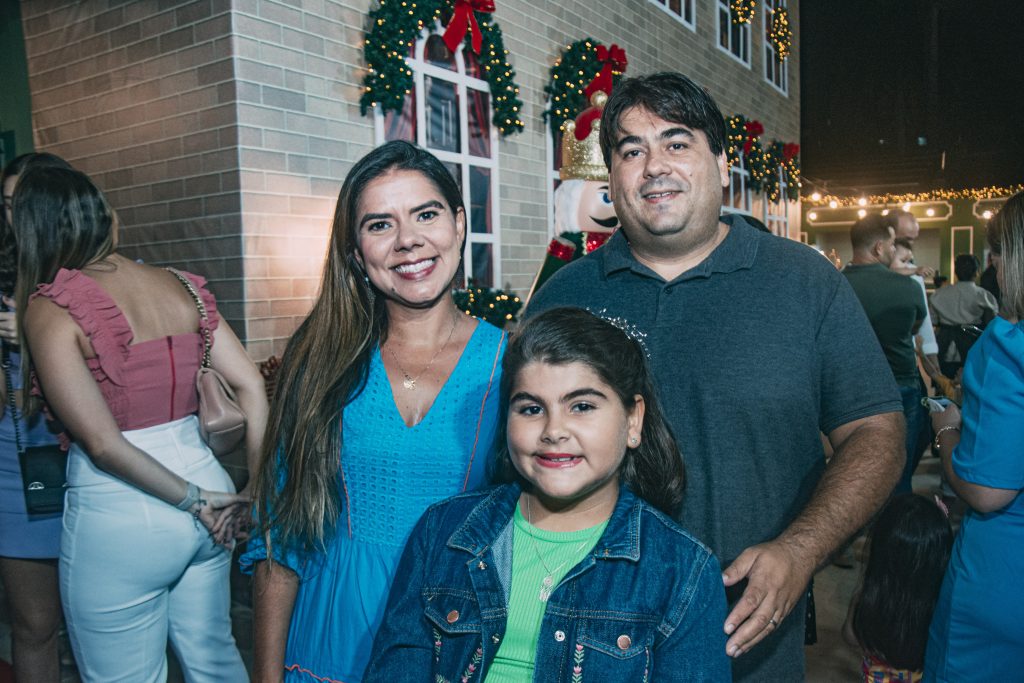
[601, 213, 760, 282]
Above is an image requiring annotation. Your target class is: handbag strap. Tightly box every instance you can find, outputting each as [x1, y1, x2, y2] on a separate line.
[166, 269, 212, 369]
[461, 329, 507, 492]
[2, 344, 25, 454]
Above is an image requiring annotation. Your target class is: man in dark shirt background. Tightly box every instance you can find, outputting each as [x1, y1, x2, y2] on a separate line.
[528, 72, 904, 681]
[843, 214, 926, 494]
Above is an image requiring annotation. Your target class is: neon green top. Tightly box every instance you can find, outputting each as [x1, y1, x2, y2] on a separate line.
[484, 503, 608, 682]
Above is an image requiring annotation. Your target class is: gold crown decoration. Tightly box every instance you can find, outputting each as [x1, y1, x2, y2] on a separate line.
[559, 90, 609, 182]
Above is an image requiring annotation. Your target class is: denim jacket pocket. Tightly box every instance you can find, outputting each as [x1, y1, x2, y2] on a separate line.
[577, 617, 656, 659]
[423, 588, 483, 635]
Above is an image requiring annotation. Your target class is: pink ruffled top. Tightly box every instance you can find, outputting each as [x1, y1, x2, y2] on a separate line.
[32, 268, 220, 432]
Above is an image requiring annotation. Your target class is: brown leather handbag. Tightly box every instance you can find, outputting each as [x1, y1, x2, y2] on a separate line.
[168, 270, 246, 457]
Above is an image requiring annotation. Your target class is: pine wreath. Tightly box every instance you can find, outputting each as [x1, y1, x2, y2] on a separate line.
[769, 6, 792, 60]
[730, 0, 756, 24]
[359, 0, 524, 136]
[542, 39, 623, 141]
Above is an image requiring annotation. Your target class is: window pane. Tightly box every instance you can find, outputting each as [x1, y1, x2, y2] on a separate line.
[426, 75, 460, 153]
[424, 34, 456, 71]
[467, 87, 491, 158]
[670, 0, 681, 13]
[464, 49, 483, 80]
[469, 166, 491, 234]
[384, 86, 416, 142]
[719, 8, 729, 48]
[471, 242, 494, 287]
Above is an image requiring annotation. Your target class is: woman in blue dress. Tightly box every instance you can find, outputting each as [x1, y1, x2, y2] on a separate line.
[242, 141, 506, 682]
[924, 191, 1024, 681]
[0, 152, 71, 682]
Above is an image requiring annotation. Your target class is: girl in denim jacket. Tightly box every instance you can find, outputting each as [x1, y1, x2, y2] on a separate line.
[367, 307, 731, 682]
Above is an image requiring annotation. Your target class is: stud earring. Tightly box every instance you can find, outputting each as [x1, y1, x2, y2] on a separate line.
[630, 437, 639, 446]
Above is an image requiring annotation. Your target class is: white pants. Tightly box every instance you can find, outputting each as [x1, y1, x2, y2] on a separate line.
[60, 415, 248, 683]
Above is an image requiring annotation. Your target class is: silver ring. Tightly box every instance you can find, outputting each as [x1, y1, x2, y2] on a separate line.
[768, 618, 778, 628]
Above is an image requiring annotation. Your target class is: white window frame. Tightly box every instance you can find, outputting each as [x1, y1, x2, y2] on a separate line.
[716, 0, 752, 67]
[724, 154, 753, 215]
[648, 0, 697, 32]
[762, 0, 789, 94]
[545, 123, 560, 241]
[374, 22, 501, 287]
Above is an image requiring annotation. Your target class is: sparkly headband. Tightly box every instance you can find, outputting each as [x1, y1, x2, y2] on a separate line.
[586, 307, 651, 358]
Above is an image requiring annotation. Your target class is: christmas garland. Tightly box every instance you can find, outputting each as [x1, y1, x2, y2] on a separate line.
[359, 0, 524, 136]
[731, 0, 757, 24]
[542, 39, 624, 141]
[725, 114, 801, 202]
[452, 282, 522, 327]
[769, 6, 792, 60]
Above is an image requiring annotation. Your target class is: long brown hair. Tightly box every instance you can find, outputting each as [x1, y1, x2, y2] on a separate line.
[12, 166, 116, 400]
[1, 153, 73, 295]
[253, 141, 466, 553]
[492, 307, 686, 516]
[988, 191, 1024, 321]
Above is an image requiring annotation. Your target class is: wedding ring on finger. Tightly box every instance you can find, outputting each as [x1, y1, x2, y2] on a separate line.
[767, 616, 779, 629]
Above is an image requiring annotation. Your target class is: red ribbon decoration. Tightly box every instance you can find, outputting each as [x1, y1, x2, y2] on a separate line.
[584, 44, 628, 101]
[742, 120, 764, 154]
[442, 0, 495, 55]
[782, 143, 800, 162]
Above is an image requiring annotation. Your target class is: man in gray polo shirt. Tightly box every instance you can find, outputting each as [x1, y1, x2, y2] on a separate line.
[528, 72, 904, 681]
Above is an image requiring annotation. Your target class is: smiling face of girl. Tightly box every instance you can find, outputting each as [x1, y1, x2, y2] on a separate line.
[507, 360, 644, 519]
[354, 169, 466, 310]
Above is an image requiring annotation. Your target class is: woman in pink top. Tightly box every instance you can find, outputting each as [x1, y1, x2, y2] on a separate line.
[12, 165, 268, 682]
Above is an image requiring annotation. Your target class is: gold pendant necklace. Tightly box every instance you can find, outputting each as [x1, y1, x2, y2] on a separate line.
[386, 314, 458, 390]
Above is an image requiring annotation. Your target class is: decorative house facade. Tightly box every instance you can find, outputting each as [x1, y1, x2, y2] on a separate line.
[4, 0, 801, 356]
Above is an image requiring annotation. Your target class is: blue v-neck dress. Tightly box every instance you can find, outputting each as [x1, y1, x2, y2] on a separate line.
[241, 321, 505, 683]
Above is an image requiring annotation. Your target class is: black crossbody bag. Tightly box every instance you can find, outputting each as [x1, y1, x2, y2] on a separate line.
[2, 343, 66, 515]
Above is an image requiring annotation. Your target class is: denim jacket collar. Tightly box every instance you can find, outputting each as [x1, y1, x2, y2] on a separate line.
[446, 483, 643, 562]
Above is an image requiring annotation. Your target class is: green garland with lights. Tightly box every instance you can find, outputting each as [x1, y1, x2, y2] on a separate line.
[542, 39, 622, 141]
[725, 114, 801, 202]
[452, 282, 522, 327]
[769, 6, 792, 60]
[359, 0, 524, 136]
[731, 0, 757, 24]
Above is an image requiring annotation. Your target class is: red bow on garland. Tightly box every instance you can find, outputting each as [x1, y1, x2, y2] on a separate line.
[782, 143, 800, 162]
[443, 0, 495, 55]
[742, 120, 764, 154]
[584, 43, 628, 100]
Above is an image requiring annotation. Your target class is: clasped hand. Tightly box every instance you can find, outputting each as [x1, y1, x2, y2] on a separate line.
[721, 539, 815, 658]
[195, 489, 253, 547]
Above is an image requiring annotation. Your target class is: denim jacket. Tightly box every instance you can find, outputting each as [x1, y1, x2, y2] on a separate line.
[365, 483, 731, 682]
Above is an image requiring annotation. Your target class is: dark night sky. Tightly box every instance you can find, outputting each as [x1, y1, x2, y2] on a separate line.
[801, 0, 1024, 194]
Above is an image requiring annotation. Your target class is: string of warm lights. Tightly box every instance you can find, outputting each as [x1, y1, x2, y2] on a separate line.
[769, 6, 792, 60]
[452, 284, 522, 326]
[359, 0, 524, 135]
[543, 39, 623, 140]
[725, 115, 801, 202]
[730, 0, 757, 24]
[805, 185, 1024, 208]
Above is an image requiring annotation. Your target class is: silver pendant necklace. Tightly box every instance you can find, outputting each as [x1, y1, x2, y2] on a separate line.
[524, 495, 601, 603]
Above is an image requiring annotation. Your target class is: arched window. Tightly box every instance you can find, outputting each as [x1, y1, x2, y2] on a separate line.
[375, 26, 501, 287]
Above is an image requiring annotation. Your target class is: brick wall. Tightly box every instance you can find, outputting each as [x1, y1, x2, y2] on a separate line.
[20, 0, 247, 330]
[20, 0, 800, 354]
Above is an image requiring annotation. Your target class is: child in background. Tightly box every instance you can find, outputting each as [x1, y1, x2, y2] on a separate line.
[843, 494, 953, 682]
[365, 307, 730, 682]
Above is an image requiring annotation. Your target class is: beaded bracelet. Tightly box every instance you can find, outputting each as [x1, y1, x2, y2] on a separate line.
[933, 424, 961, 452]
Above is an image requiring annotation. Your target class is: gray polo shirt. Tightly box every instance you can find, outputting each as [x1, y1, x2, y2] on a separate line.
[528, 214, 901, 680]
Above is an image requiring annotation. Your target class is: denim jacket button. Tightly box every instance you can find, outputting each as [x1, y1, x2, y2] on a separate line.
[492, 634, 501, 644]
[554, 630, 566, 642]
[446, 610, 460, 624]
[617, 634, 632, 650]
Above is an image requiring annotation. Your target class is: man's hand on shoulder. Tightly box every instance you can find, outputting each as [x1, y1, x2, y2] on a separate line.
[720, 539, 816, 658]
